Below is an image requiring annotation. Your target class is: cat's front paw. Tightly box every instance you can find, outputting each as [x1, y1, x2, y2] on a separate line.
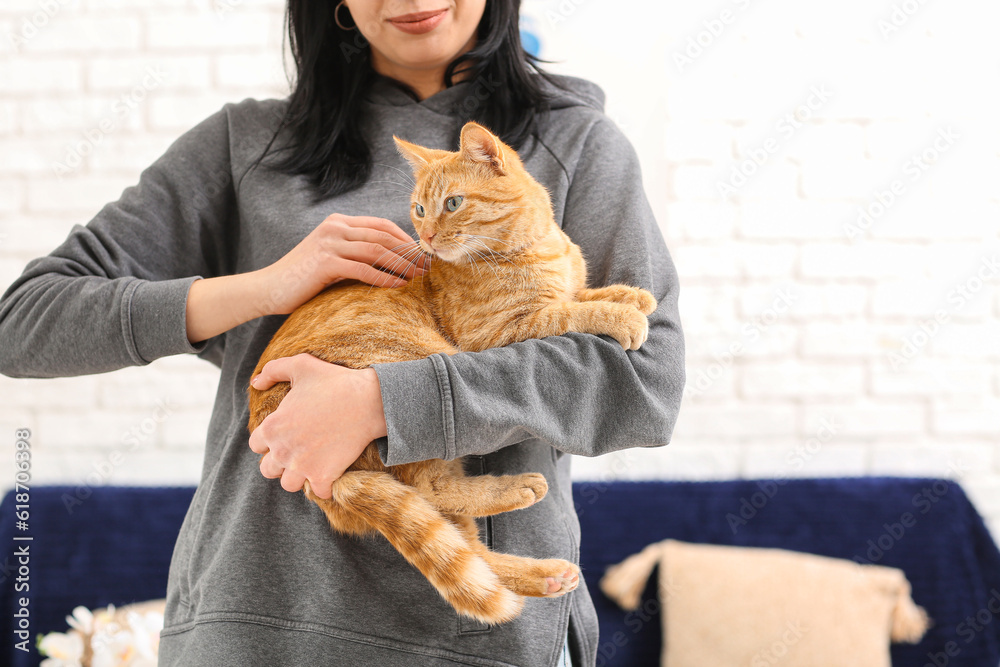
[580, 285, 658, 315]
[608, 306, 649, 351]
[604, 286, 657, 316]
[631, 289, 657, 316]
[516, 473, 548, 505]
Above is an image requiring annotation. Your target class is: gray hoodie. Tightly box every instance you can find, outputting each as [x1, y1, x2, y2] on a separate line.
[0, 75, 684, 667]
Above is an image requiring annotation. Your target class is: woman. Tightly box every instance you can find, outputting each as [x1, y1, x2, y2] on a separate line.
[0, 0, 684, 665]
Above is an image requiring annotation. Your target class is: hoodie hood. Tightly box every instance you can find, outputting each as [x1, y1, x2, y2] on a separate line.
[541, 74, 605, 112]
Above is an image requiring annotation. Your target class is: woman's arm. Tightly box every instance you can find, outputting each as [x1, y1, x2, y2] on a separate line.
[0, 104, 427, 377]
[0, 107, 239, 378]
[372, 118, 685, 463]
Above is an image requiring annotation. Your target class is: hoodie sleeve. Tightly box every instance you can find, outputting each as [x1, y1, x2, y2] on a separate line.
[0, 107, 237, 379]
[373, 117, 685, 464]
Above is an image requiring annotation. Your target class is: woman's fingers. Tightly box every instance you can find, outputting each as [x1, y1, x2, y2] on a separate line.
[349, 241, 414, 276]
[250, 355, 296, 391]
[259, 452, 283, 479]
[257, 213, 429, 315]
[344, 215, 419, 247]
[337, 259, 411, 288]
[248, 356, 297, 457]
[248, 355, 380, 499]
[278, 469, 307, 493]
[248, 427, 269, 454]
[340, 226, 427, 280]
[308, 478, 334, 500]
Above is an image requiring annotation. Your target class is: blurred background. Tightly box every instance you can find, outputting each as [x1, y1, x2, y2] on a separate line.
[0, 0, 997, 538]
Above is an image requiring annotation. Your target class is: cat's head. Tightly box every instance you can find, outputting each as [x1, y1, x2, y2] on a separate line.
[393, 122, 553, 263]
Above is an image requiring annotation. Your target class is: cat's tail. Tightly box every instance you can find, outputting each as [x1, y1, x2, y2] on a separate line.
[317, 470, 524, 625]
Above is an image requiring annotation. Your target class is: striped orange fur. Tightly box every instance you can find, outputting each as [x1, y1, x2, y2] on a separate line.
[248, 122, 656, 624]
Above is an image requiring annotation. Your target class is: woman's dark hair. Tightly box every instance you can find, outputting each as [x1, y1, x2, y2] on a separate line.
[263, 0, 558, 201]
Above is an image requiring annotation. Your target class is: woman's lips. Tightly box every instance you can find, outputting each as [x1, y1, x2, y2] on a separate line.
[387, 9, 448, 35]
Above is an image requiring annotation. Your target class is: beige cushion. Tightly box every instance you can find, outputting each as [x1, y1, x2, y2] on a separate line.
[600, 540, 928, 667]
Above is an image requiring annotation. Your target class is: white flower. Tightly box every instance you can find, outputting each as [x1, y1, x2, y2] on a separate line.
[125, 610, 163, 662]
[91, 637, 136, 667]
[65, 606, 95, 635]
[43, 602, 165, 667]
[37, 630, 84, 667]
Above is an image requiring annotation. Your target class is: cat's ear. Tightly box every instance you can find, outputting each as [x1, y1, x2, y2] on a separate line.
[393, 136, 445, 173]
[459, 122, 506, 175]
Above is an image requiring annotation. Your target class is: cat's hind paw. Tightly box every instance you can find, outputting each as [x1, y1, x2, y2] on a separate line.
[483, 555, 581, 598]
[543, 563, 581, 598]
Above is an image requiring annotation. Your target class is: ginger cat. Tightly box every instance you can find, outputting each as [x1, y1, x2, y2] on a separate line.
[248, 122, 656, 624]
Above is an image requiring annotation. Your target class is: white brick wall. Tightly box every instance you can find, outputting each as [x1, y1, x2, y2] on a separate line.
[528, 0, 1000, 541]
[1, 0, 999, 546]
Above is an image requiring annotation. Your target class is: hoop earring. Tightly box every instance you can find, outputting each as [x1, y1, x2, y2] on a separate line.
[335, 1, 356, 31]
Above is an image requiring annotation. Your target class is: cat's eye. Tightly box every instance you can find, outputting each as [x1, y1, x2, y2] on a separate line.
[415, 203, 425, 217]
[446, 196, 463, 212]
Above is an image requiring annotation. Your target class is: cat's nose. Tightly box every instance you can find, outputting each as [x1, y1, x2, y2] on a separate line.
[425, 233, 436, 245]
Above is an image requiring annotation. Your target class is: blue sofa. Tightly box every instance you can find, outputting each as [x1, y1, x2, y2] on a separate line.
[2, 478, 999, 666]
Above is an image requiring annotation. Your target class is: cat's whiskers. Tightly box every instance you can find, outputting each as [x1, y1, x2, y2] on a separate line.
[463, 244, 503, 284]
[459, 233, 519, 252]
[463, 246, 486, 282]
[416, 252, 432, 288]
[364, 241, 425, 297]
[457, 234, 520, 263]
[466, 237, 508, 266]
[366, 180, 417, 198]
[373, 163, 416, 188]
[404, 245, 433, 276]
[400, 244, 434, 278]
[386, 244, 424, 275]
[370, 240, 422, 273]
[460, 238, 508, 284]
[388, 244, 428, 280]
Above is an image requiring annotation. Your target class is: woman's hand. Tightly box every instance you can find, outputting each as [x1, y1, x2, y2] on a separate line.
[186, 213, 426, 343]
[256, 213, 427, 316]
[247, 353, 388, 499]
